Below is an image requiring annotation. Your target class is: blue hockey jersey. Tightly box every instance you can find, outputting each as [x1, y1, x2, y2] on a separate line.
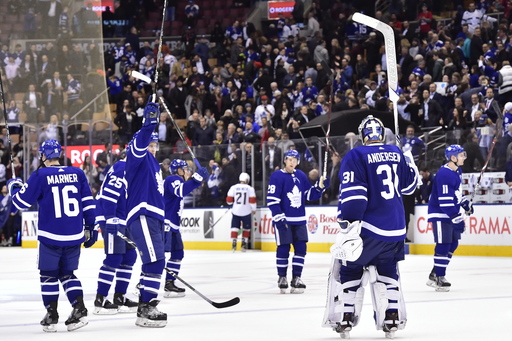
[267, 169, 324, 225]
[96, 159, 127, 225]
[125, 124, 165, 225]
[337, 143, 418, 242]
[427, 164, 463, 222]
[11, 166, 96, 246]
[163, 174, 202, 229]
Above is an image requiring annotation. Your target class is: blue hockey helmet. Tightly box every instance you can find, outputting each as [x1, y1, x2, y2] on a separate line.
[284, 149, 300, 164]
[358, 115, 385, 144]
[39, 139, 62, 160]
[170, 159, 188, 173]
[445, 144, 466, 160]
[150, 132, 159, 144]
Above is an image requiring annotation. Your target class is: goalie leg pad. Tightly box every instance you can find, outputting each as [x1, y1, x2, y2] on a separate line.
[369, 265, 407, 332]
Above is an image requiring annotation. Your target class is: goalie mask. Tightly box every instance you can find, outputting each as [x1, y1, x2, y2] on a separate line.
[358, 115, 385, 144]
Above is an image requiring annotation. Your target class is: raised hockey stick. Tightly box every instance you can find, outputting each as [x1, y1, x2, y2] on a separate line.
[151, 0, 168, 102]
[116, 232, 240, 309]
[0, 73, 16, 179]
[127, 69, 202, 169]
[353, 12, 400, 145]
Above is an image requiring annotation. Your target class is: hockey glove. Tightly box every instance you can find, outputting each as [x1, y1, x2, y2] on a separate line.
[451, 213, 464, 225]
[453, 220, 466, 233]
[274, 220, 288, 231]
[142, 102, 160, 126]
[7, 178, 24, 196]
[105, 218, 121, 236]
[84, 225, 98, 248]
[318, 176, 330, 189]
[192, 167, 209, 183]
[461, 199, 474, 216]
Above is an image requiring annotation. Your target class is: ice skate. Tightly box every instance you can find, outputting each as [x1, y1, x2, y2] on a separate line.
[290, 275, 306, 294]
[93, 294, 118, 315]
[426, 269, 437, 288]
[133, 282, 142, 296]
[65, 303, 88, 331]
[163, 280, 186, 298]
[278, 276, 288, 294]
[232, 239, 237, 252]
[5, 237, 12, 247]
[383, 311, 399, 339]
[135, 299, 167, 328]
[113, 293, 138, 313]
[435, 276, 451, 292]
[241, 240, 247, 252]
[334, 313, 354, 339]
[40, 302, 58, 333]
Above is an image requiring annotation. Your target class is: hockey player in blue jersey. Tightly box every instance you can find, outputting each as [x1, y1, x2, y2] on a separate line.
[426, 144, 473, 292]
[324, 115, 419, 339]
[110, 101, 168, 327]
[7, 139, 96, 332]
[93, 152, 138, 315]
[267, 150, 330, 294]
[162, 159, 208, 297]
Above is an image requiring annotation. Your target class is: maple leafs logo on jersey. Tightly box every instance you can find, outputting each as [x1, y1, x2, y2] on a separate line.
[287, 185, 302, 208]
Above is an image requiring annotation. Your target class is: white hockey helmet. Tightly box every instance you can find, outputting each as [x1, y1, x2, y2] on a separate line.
[239, 172, 250, 183]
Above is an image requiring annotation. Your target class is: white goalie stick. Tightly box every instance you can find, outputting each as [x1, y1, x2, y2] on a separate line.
[116, 232, 240, 308]
[353, 13, 400, 145]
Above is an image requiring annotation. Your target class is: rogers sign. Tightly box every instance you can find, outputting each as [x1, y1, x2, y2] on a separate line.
[268, 1, 295, 19]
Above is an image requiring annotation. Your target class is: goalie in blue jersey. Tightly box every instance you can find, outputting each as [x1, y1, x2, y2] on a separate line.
[108, 101, 168, 328]
[426, 144, 473, 292]
[7, 139, 96, 333]
[323, 115, 420, 339]
[267, 149, 330, 294]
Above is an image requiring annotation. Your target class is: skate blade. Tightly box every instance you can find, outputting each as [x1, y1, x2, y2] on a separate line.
[42, 324, 58, 333]
[426, 279, 437, 288]
[93, 307, 119, 315]
[435, 286, 451, 292]
[385, 331, 395, 339]
[117, 305, 138, 313]
[279, 288, 287, 294]
[241, 248, 246, 252]
[339, 331, 350, 339]
[163, 291, 186, 298]
[135, 317, 167, 328]
[66, 318, 88, 332]
[290, 287, 305, 294]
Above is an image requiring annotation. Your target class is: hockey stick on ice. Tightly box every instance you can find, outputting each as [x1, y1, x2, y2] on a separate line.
[128, 70, 202, 169]
[353, 12, 400, 145]
[116, 232, 240, 308]
[0, 72, 16, 179]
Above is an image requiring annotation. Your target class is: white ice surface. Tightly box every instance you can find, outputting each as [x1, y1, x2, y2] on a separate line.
[0, 248, 511, 340]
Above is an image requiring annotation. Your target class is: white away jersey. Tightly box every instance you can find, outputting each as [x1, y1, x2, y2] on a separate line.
[338, 143, 418, 242]
[267, 169, 323, 225]
[12, 166, 96, 246]
[226, 183, 257, 216]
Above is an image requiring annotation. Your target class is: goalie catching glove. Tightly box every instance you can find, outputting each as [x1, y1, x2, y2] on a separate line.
[330, 220, 363, 262]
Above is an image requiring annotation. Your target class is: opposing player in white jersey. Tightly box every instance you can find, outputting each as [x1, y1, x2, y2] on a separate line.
[324, 115, 419, 339]
[7, 139, 96, 332]
[162, 159, 208, 297]
[427, 145, 473, 291]
[267, 150, 329, 293]
[107, 101, 167, 328]
[93, 153, 138, 315]
[226, 172, 257, 252]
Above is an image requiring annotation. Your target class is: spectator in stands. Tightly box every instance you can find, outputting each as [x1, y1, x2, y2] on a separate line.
[193, 116, 216, 161]
[462, 133, 486, 173]
[114, 102, 136, 145]
[43, 0, 63, 37]
[184, 0, 200, 28]
[23, 83, 42, 123]
[401, 125, 426, 162]
[65, 73, 81, 113]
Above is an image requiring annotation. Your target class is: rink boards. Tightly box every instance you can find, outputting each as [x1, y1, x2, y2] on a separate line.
[20, 205, 512, 257]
